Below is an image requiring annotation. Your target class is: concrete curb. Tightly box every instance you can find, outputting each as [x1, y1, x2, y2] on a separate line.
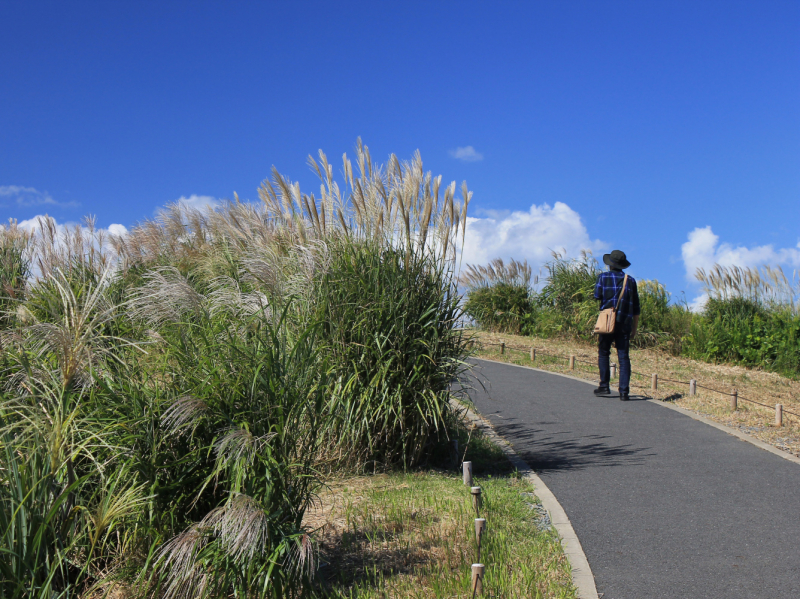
[474, 356, 800, 466]
[457, 402, 599, 599]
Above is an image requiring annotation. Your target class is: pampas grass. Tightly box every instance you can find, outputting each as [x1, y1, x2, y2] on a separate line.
[0, 140, 472, 598]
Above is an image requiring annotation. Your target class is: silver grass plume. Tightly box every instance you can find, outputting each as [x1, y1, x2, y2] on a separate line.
[128, 267, 206, 327]
[161, 395, 209, 434]
[158, 495, 271, 599]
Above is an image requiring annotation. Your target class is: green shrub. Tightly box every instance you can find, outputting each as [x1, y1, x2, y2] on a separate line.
[531, 252, 599, 338]
[463, 282, 535, 334]
[633, 280, 692, 351]
[460, 258, 535, 334]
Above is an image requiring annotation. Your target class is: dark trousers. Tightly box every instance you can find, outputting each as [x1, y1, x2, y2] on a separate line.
[598, 322, 631, 392]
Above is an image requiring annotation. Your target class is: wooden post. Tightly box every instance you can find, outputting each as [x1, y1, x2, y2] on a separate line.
[776, 404, 783, 427]
[569, 355, 575, 370]
[530, 346, 535, 362]
[474, 518, 486, 542]
[463, 461, 473, 487]
[471, 486, 482, 515]
[731, 389, 738, 411]
[500, 342, 505, 355]
[474, 518, 486, 561]
[471, 563, 485, 596]
[689, 379, 696, 396]
[610, 363, 616, 378]
[651, 373, 658, 391]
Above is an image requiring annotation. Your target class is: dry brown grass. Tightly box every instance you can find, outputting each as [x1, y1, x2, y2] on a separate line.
[470, 330, 800, 457]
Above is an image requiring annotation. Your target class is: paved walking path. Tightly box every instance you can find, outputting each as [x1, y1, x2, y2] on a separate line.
[465, 358, 800, 599]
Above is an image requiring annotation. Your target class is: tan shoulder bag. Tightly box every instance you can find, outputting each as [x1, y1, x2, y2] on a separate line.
[593, 274, 628, 335]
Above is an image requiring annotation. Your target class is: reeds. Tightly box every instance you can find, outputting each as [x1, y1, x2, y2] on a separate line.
[459, 258, 535, 289]
[696, 263, 799, 308]
[0, 140, 473, 598]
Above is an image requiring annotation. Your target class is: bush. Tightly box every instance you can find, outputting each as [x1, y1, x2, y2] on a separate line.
[0, 221, 31, 328]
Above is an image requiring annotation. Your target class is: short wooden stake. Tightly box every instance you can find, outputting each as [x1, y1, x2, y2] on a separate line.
[610, 363, 616, 378]
[651, 373, 658, 391]
[471, 563, 485, 596]
[474, 518, 486, 561]
[463, 461, 473, 487]
[500, 342, 505, 355]
[731, 389, 738, 411]
[471, 486, 482, 515]
[569, 355, 575, 370]
[776, 404, 783, 427]
[530, 346, 535, 362]
[474, 517, 486, 542]
[689, 379, 696, 396]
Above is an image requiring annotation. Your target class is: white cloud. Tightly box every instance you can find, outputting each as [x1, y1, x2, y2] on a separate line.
[175, 194, 220, 210]
[15, 214, 127, 239]
[681, 226, 800, 281]
[107, 223, 128, 237]
[449, 146, 483, 162]
[0, 185, 79, 208]
[460, 201, 606, 276]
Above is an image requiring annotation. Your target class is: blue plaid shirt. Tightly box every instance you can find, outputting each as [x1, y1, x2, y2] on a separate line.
[594, 270, 640, 325]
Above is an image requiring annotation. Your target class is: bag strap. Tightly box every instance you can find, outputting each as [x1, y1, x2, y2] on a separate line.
[613, 274, 629, 312]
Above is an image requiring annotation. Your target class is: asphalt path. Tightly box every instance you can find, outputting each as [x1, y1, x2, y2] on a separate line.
[464, 358, 800, 599]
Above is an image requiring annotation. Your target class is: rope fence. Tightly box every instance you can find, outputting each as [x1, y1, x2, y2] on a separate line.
[473, 339, 800, 426]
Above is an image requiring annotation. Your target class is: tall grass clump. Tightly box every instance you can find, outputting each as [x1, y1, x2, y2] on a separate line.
[684, 264, 800, 374]
[0, 139, 473, 597]
[0, 220, 32, 329]
[461, 258, 535, 334]
[318, 240, 466, 468]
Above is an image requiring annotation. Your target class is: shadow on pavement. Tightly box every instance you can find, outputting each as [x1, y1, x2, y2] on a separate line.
[484, 417, 655, 474]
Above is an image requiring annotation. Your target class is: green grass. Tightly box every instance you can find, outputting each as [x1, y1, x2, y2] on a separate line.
[309, 469, 576, 599]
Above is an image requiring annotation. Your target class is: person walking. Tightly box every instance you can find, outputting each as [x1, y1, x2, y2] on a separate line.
[593, 250, 640, 401]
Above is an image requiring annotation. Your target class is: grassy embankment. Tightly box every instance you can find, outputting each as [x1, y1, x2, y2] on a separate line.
[472, 329, 800, 457]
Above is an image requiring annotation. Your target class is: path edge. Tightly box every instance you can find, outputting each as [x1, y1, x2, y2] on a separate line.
[456, 401, 599, 599]
[474, 356, 800, 466]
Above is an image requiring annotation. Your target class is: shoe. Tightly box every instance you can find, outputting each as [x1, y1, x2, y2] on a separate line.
[620, 390, 630, 401]
[593, 386, 611, 395]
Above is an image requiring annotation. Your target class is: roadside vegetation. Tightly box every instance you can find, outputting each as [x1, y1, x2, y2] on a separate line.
[0, 141, 494, 598]
[462, 253, 800, 378]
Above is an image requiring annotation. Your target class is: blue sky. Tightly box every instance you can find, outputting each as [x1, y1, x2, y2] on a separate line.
[2, 1, 798, 306]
